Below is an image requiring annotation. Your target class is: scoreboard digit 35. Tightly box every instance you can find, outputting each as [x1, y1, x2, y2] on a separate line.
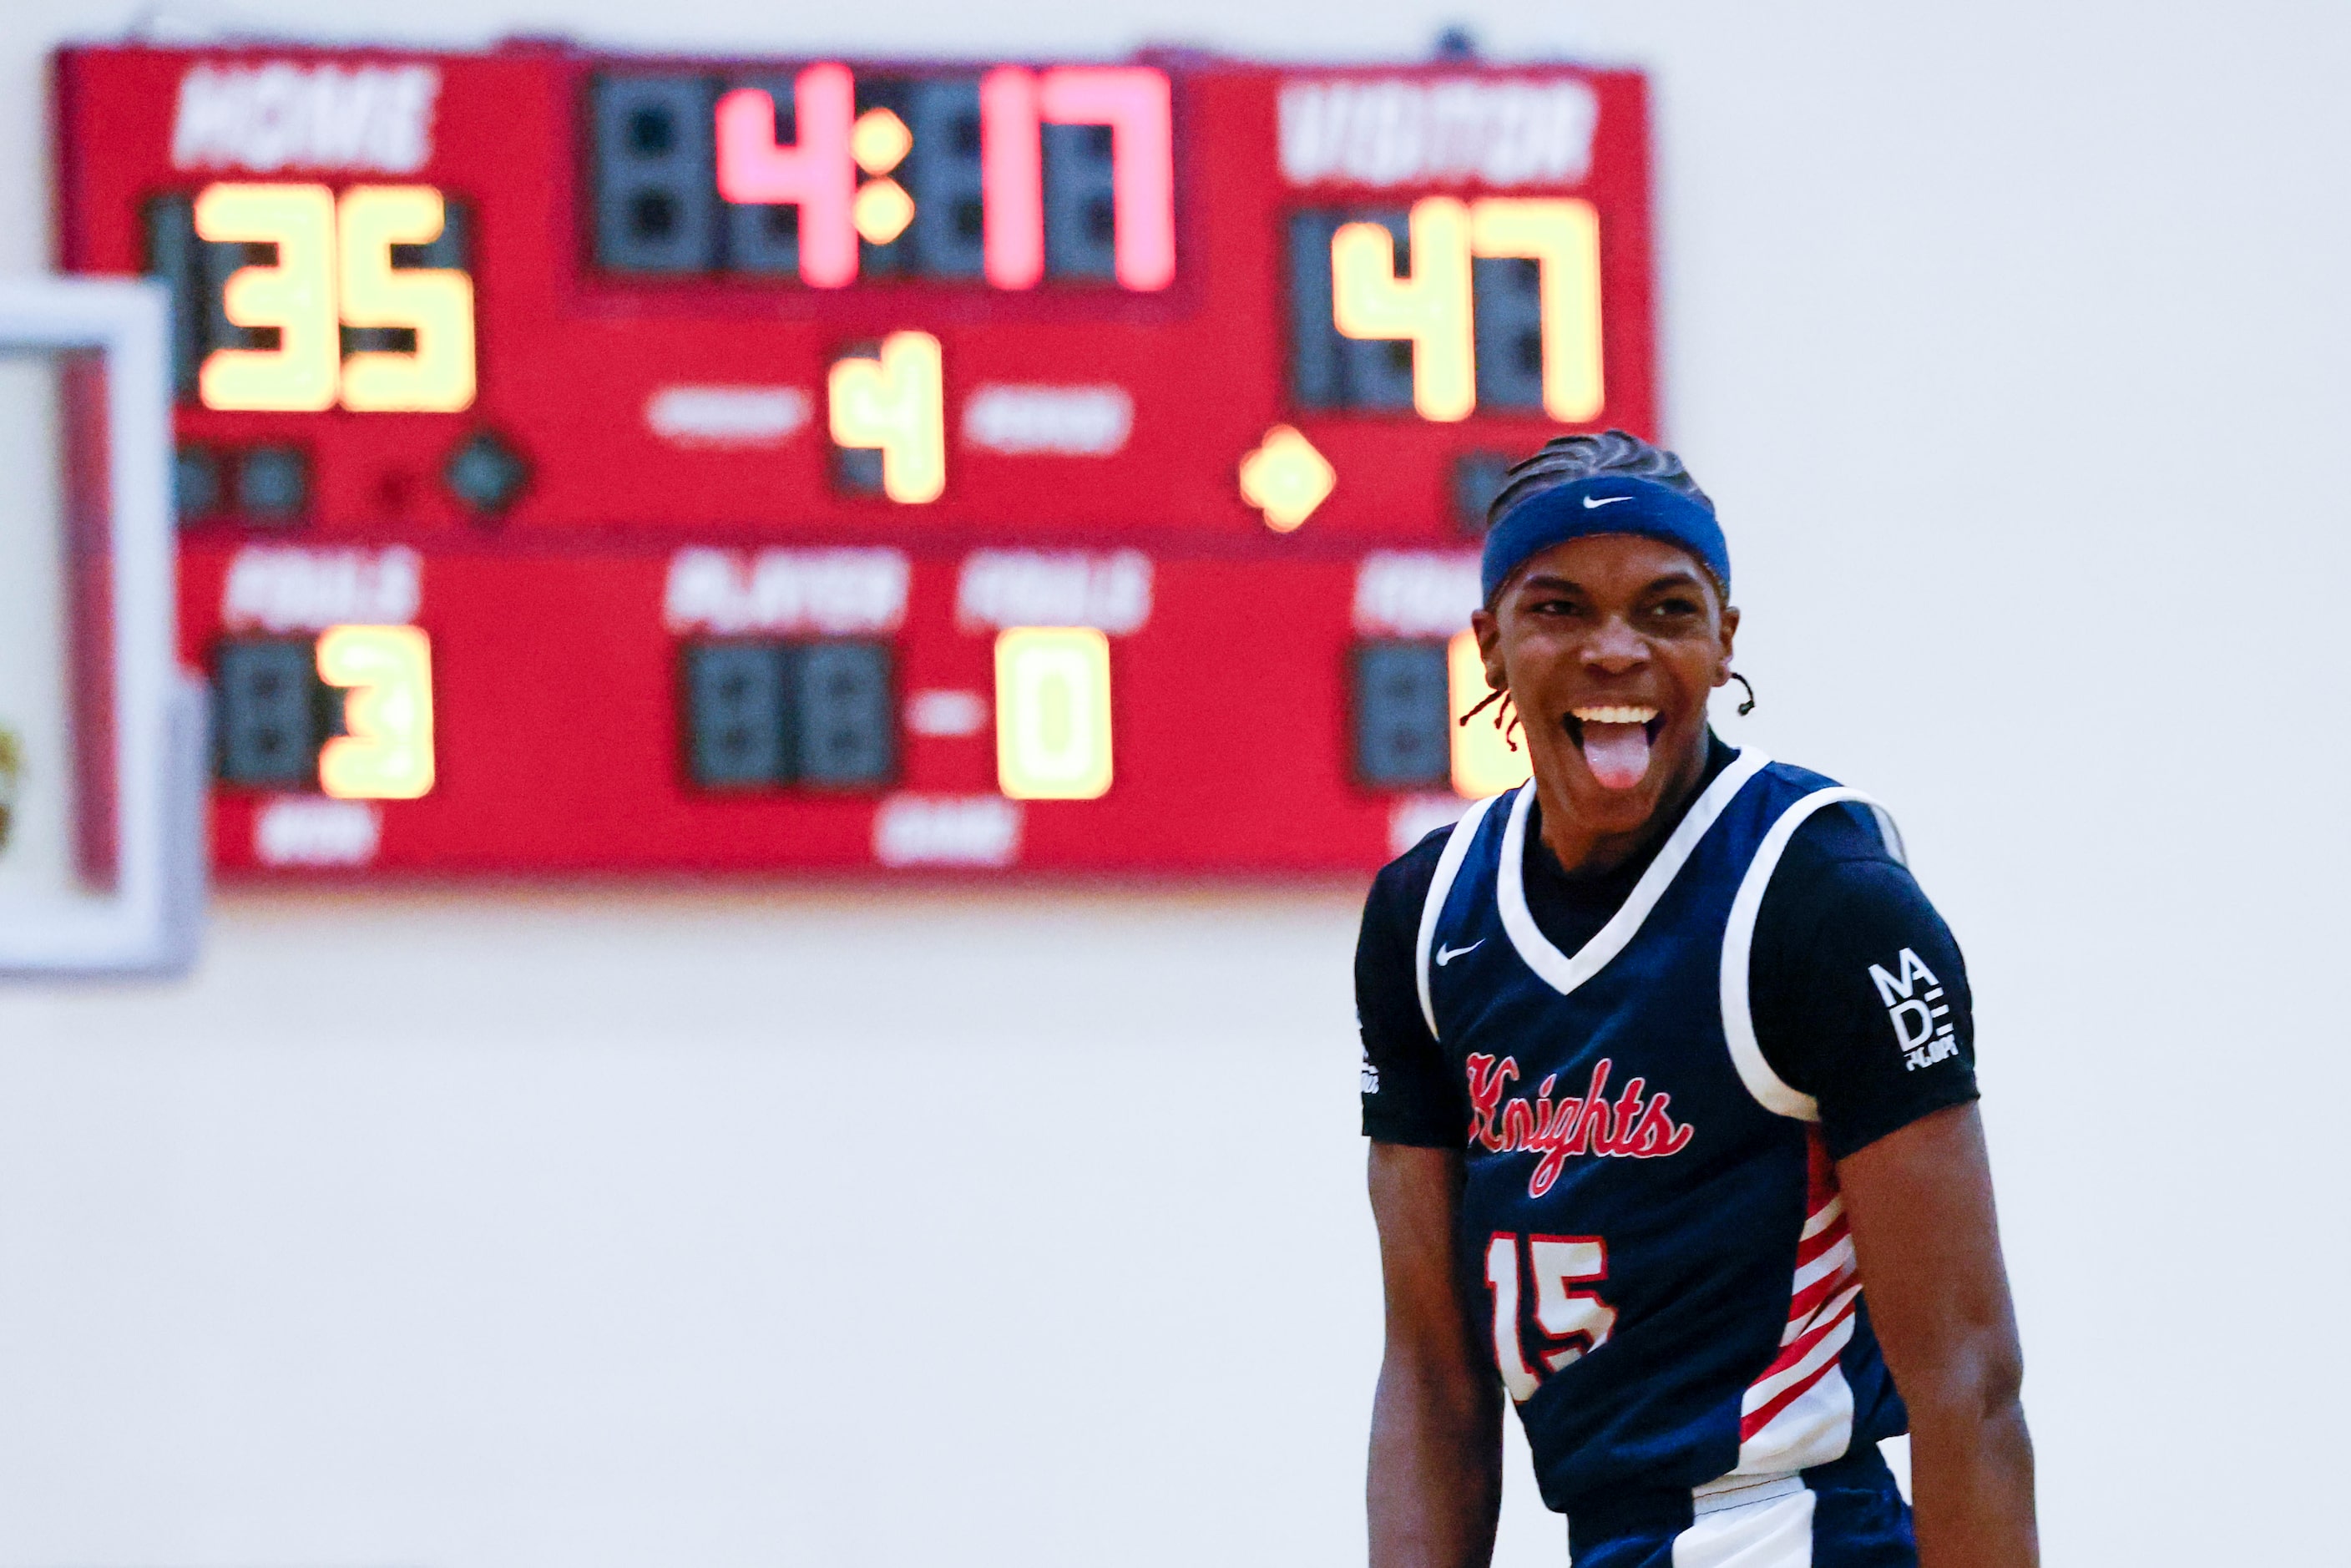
[52, 40, 1657, 875]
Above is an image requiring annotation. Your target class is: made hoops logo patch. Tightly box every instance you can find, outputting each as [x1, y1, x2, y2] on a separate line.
[1466, 1054, 1695, 1197]
[1868, 947, 1960, 1071]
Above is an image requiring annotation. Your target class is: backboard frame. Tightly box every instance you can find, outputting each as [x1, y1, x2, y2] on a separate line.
[0, 276, 201, 976]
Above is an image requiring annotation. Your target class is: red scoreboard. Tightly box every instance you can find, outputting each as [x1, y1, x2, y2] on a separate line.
[52, 41, 1656, 875]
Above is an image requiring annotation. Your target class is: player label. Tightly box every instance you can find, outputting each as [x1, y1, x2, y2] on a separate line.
[663, 547, 909, 636]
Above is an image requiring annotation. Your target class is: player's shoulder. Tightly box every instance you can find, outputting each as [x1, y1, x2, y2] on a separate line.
[1750, 756, 1904, 872]
[1362, 821, 1453, 941]
[1747, 758, 1952, 942]
[1361, 802, 1509, 960]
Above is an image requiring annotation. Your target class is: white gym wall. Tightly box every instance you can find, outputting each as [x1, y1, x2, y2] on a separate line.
[0, 2, 2344, 1564]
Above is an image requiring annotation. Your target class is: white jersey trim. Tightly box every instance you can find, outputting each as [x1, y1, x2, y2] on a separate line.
[1494, 749, 1772, 999]
[1671, 1482, 1817, 1566]
[1413, 791, 1505, 1041]
[1717, 785, 1897, 1120]
[1868, 804, 1909, 867]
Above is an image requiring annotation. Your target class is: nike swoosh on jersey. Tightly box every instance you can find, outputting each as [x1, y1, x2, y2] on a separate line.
[1437, 940, 1484, 965]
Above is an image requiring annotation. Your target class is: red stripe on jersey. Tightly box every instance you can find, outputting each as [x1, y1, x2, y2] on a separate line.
[1793, 1212, 1849, 1270]
[1803, 1124, 1838, 1214]
[1783, 1130, 1852, 1325]
[1753, 1282, 1859, 1390]
[1740, 1292, 1861, 1439]
[1786, 1271, 1853, 1333]
[1742, 1353, 1840, 1439]
[1785, 1243, 1858, 1328]
[1739, 1126, 1862, 1443]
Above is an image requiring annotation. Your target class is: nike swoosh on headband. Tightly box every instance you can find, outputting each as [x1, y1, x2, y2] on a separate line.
[1582, 495, 1633, 508]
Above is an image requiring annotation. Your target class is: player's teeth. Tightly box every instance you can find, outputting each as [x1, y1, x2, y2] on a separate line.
[1572, 706, 1656, 725]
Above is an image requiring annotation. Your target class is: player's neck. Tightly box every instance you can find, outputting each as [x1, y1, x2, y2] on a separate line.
[1534, 729, 1715, 878]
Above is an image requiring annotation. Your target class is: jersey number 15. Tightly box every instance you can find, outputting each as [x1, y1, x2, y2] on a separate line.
[1484, 1232, 1616, 1404]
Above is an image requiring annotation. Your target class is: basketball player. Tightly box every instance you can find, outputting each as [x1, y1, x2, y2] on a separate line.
[1356, 432, 2035, 1567]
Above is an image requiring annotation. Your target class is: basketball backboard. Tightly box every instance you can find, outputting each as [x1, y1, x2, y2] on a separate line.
[0, 277, 204, 976]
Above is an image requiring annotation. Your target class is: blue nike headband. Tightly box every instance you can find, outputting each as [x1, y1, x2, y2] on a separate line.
[1480, 475, 1731, 604]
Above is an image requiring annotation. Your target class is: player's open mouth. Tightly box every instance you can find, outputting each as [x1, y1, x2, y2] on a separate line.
[1564, 706, 1662, 791]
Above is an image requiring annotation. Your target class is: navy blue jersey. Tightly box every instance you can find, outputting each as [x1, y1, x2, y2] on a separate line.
[1362, 735, 1977, 1165]
[1414, 751, 1915, 1512]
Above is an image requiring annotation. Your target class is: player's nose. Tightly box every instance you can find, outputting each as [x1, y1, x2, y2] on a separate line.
[1580, 613, 1648, 672]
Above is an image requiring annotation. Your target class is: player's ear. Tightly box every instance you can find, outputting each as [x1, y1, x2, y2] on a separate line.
[1471, 606, 1506, 689]
[1714, 604, 1740, 685]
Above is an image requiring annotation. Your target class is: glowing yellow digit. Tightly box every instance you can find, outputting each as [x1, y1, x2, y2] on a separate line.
[1449, 630, 1530, 799]
[995, 627, 1113, 801]
[195, 183, 339, 412]
[828, 331, 946, 503]
[316, 625, 436, 801]
[1470, 198, 1605, 423]
[336, 185, 478, 412]
[1332, 196, 1475, 422]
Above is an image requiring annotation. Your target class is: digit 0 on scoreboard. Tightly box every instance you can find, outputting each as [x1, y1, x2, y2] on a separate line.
[994, 627, 1113, 801]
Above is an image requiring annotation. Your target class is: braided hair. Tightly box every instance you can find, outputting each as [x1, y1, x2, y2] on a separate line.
[1462, 432, 1725, 744]
[1486, 432, 1715, 592]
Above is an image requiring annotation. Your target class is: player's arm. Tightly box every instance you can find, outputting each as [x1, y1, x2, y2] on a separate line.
[1753, 835, 2035, 1567]
[1368, 1142, 1500, 1568]
[1355, 842, 1497, 1568]
[1840, 1105, 2035, 1568]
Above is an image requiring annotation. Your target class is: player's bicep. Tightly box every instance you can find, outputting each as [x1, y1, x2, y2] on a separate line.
[1836, 1102, 2025, 1410]
[1755, 856, 1980, 1160]
[1368, 1142, 1483, 1365]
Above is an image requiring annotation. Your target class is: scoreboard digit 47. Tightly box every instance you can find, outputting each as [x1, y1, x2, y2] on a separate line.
[53, 40, 1657, 875]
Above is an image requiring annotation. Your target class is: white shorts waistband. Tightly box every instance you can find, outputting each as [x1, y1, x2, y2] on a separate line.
[1691, 1469, 1805, 1517]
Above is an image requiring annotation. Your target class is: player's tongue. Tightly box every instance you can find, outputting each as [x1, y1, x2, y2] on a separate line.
[1574, 709, 1655, 791]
